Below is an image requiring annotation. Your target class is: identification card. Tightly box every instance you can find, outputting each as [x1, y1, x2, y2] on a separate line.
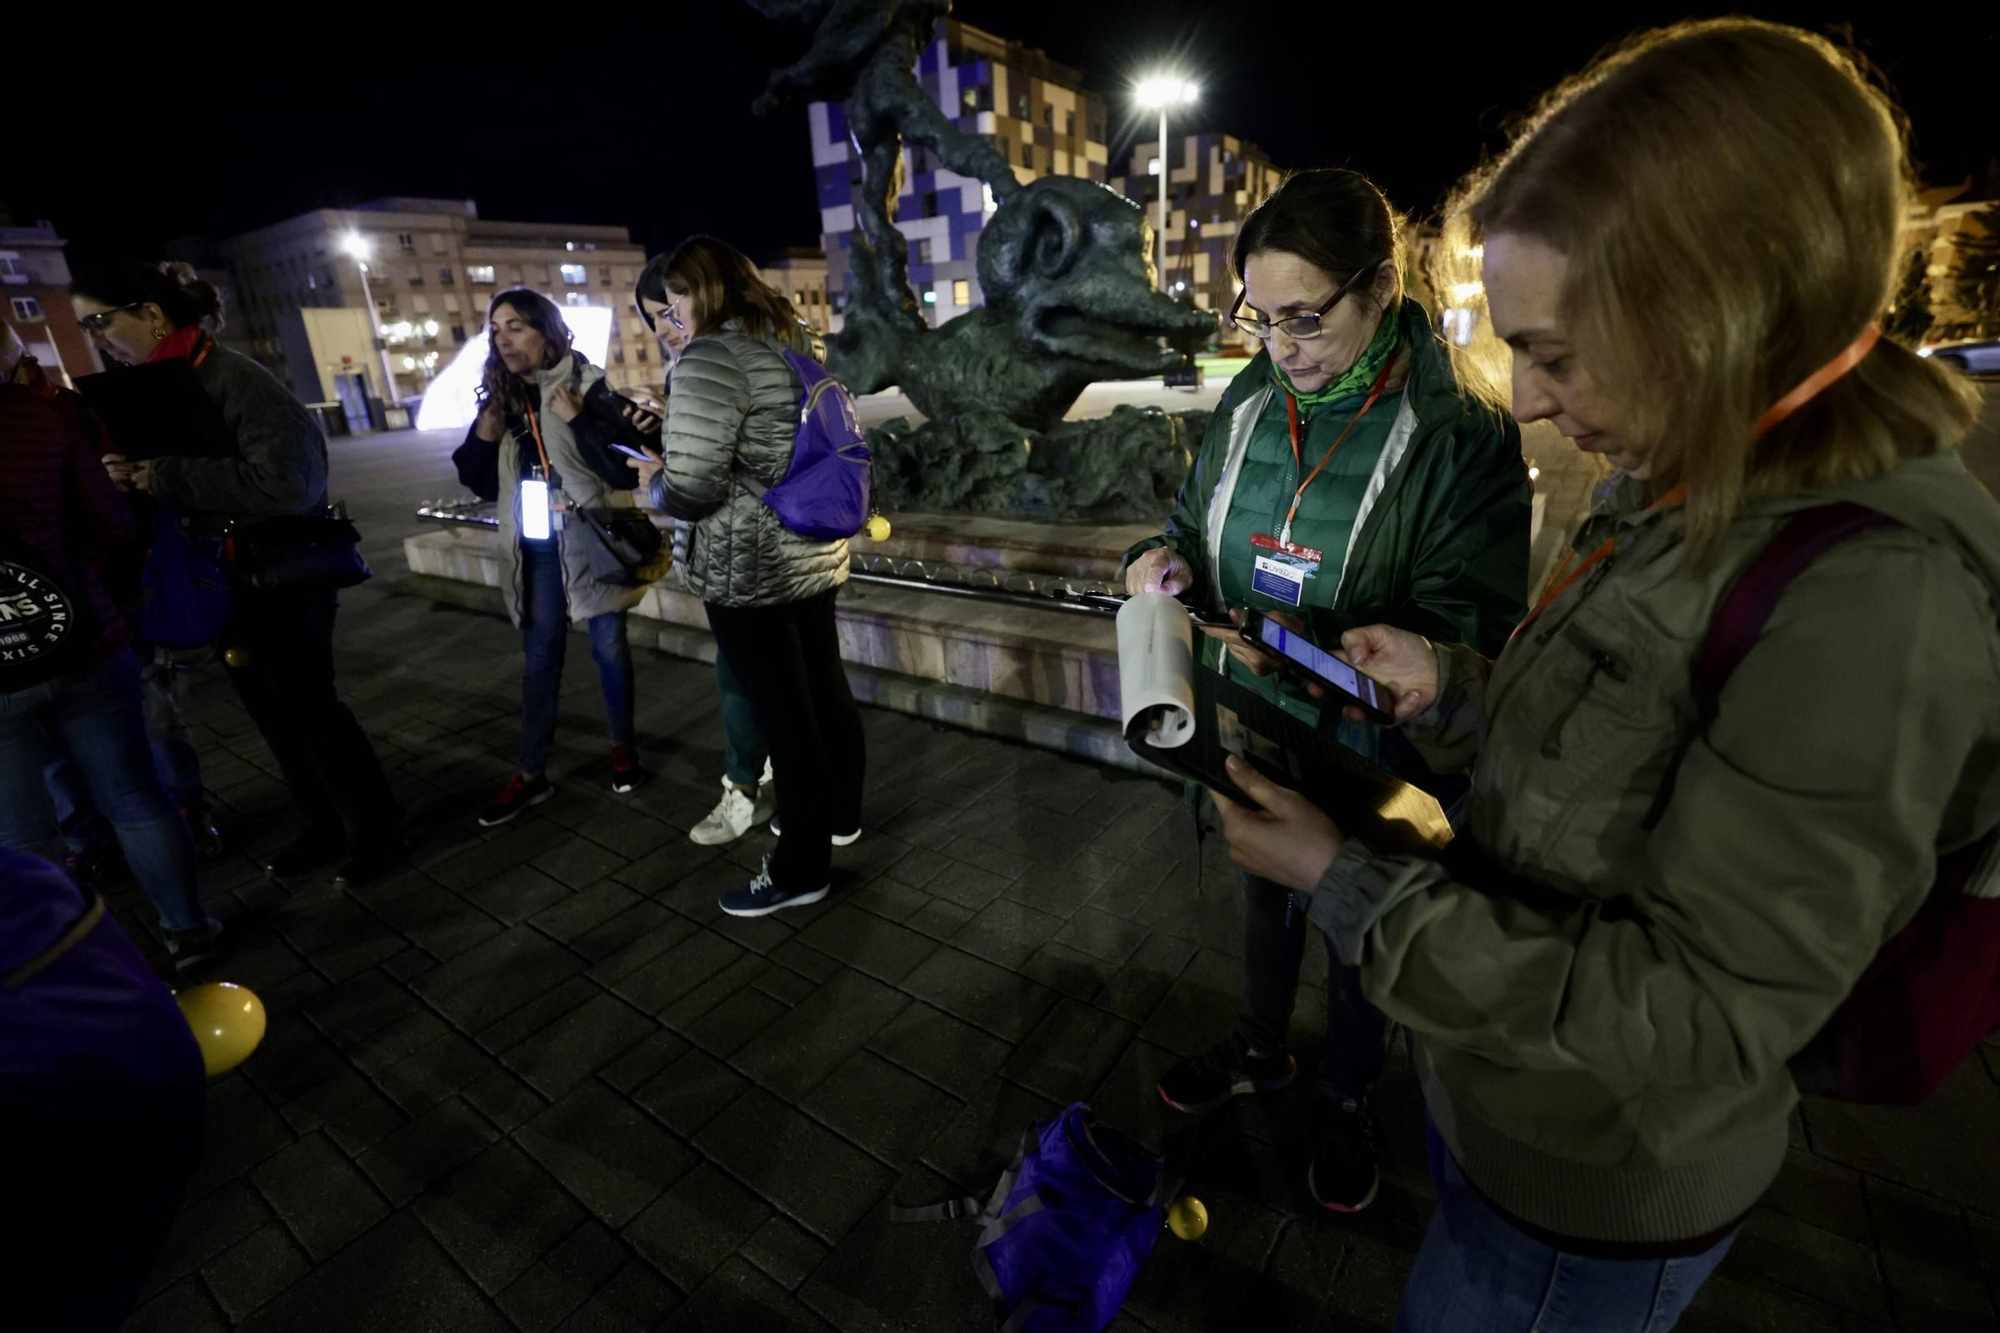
[1248, 533, 1323, 608]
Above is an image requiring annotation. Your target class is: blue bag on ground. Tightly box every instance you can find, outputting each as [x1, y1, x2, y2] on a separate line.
[136, 502, 232, 649]
[761, 349, 872, 541]
[893, 1102, 1178, 1331]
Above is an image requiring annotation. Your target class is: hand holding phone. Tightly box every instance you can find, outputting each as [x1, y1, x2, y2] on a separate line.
[1240, 612, 1395, 724]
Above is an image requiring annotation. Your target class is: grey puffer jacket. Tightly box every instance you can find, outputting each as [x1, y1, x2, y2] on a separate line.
[648, 324, 848, 608]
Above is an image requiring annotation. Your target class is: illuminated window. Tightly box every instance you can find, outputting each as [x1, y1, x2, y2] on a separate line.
[953, 279, 971, 306]
[467, 265, 495, 284]
[561, 264, 588, 285]
[922, 289, 937, 305]
[565, 292, 591, 307]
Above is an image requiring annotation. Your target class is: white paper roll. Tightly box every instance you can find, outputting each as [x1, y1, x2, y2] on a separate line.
[1116, 592, 1197, 749]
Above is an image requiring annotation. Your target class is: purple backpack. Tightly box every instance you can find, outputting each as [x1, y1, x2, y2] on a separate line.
[894, 1103, 1178, 1331]
[759, 349, 871, 542]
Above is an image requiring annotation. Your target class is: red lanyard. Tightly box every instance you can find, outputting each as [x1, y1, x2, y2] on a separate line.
[1280, 352, 1399, 543]
[520, 393, 555, 474]
[1510, 483, 1688, 645]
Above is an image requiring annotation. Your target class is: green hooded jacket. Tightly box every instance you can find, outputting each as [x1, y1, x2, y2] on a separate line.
[1124, 299, 1531, 749]
[1304, 449, 2000, 1246]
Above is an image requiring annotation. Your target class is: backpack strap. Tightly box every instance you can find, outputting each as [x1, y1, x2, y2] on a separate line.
[889, 1129, 1032, 1227]
[1644, 503, 1898, 829]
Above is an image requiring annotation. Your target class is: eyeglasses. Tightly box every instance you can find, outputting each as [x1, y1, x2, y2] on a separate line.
[78, 303, 142, 335]
[636, 296, 686, 333]
[1228, 262, 1380, 341]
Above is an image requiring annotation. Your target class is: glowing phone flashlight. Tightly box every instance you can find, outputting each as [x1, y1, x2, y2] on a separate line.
[520, 473, 552, 541]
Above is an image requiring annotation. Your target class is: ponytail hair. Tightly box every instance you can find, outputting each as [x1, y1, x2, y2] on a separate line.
[69, 259, 226, 333]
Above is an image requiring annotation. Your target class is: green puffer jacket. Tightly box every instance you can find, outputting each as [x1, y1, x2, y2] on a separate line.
[1125, 300, 1530, 742]
[1305, 450, 2000, 1246]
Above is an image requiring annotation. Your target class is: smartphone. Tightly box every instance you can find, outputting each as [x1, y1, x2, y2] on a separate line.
[1240, 613, 1394, 724]
[519, 474, 552, 541]
[607, 442, 657, 462]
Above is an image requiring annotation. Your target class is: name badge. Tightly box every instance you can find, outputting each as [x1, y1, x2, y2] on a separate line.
[1248, 533, 1322, 608]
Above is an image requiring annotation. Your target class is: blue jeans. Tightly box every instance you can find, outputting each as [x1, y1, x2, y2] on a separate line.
[1240, 873, 1386, 1098]
[1394, 1116, 1735, 1332]
[44, 648, 205, 853]
[716, 649, 768, 787]
[0, 651, 206, 932]
[520, 540, 634, 776]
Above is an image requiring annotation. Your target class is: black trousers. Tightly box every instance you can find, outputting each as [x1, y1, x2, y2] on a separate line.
[1238, 871, 1388, 1099]
[705, 588, 865, 891]
[221, 586, 399, 841]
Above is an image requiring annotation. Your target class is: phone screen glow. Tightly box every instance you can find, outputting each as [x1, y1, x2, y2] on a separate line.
[1264, 622, 1381, 710]
[520, 477, 551, 540]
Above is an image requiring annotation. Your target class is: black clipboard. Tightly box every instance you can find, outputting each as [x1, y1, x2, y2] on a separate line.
[74, 359, 234, 461]
[1127, 667, 1453, 857]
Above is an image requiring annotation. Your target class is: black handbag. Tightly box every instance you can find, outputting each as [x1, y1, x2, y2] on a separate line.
[228, 513, 371, 592]
[575, 507, 670, 587]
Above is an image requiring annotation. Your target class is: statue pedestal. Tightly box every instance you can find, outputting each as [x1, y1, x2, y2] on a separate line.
[401, 515, 1156, 771]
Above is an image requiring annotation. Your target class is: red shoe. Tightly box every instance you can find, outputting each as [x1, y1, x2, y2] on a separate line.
[478, 773, 551, 827]
[610, 745, 644, 794]
[184, 808, 223, 861]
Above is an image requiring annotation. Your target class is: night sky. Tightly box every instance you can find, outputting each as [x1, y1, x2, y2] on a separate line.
[12, 4, 1993, 268]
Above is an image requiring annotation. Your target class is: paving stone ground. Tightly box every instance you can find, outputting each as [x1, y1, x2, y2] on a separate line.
[107, 411, 2000, 1332]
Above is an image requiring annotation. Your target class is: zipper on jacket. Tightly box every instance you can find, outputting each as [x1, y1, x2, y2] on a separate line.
[1538, 628, 1630, 760]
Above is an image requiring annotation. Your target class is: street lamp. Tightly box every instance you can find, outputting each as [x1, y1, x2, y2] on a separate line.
[1136, 74, 1198, 293]
[341, 231, 401, 422]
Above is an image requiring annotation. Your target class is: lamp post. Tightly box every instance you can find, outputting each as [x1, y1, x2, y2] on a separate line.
[1136, 75, 1198, 293]
[340, 232, 400, 424]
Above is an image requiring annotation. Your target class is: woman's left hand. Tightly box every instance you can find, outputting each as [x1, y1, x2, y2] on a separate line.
[622, 402, 662, 436]
[548, 386, 583, 423]
[1210, 754, 1344, 892]
[1198, 609, 1305, 677]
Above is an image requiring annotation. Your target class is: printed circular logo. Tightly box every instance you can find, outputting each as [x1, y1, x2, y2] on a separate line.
[0, 559, 76, 668]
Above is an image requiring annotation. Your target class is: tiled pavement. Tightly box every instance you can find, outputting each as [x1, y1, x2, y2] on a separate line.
[102, 416, 2000, 1332]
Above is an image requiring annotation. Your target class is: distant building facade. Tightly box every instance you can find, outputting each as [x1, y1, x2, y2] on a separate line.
[760, 248, 839, 338]
[808, 18, 1110, 325]
[1107, 133, 1284, 317]
[219, 198, 651, 411]
[1, 218, 99, 385]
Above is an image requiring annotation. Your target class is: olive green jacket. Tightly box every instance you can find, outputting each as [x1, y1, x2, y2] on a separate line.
[1125, 301, 1530, 736]
[1308, 451, 2000, 1244]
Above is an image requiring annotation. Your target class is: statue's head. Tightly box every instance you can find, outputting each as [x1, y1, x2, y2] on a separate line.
[976, 177, 1215, 374]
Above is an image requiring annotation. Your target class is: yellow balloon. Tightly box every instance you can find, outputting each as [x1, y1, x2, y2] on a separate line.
[863, 514, 891, 542]
[1167, 1196, 1208, 1241]
[222, 646, 252, 669]
[177, 982, 267, 1077]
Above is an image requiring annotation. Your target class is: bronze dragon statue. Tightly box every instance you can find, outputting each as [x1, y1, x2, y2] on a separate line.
[745, 0, 1216, 515]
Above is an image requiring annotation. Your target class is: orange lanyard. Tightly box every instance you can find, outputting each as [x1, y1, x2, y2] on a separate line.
[520, 393, 555, 475]
[189, 333, 213, 370]
[1511, 483, 1688, 645]
[1280, 352, 1398, 543]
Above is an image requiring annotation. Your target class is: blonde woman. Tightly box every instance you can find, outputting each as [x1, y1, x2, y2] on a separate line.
[1212, 19, 1999, 1330]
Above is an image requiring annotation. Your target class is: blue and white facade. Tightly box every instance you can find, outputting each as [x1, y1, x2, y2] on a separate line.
[808, 19, 1110, 326]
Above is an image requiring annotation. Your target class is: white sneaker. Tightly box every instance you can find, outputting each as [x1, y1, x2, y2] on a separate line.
[690, 779, 759, 846]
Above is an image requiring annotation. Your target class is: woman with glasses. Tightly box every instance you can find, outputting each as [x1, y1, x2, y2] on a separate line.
[1125, 168, 1530, 1215]
[633, 257, 776, 848]
[69, 261, 404, 889]
[626, 236, 863, 919]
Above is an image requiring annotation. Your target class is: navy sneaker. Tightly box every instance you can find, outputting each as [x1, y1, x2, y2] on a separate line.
[718, 857, 829, 918]
[1156, 1032, 1297, 1114]
[164, 916, 226, 976]
[1307, 1094, 1381, 1212]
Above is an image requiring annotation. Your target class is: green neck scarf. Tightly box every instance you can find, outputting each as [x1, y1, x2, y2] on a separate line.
[1271, 305, 1402, 413]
